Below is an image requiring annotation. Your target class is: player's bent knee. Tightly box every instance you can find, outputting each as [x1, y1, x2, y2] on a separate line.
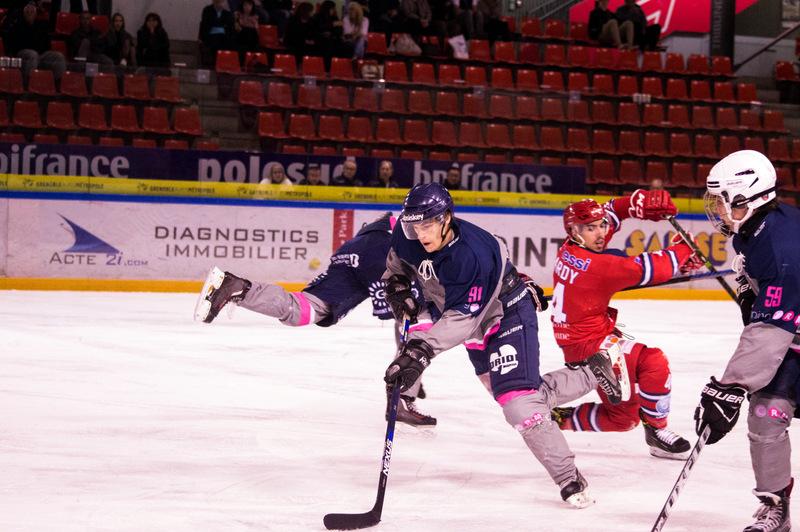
[501, 391, 552, 434]
[748, 395, 794, 441]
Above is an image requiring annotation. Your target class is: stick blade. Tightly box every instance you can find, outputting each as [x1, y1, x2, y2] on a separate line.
[323, 510, 380, 530]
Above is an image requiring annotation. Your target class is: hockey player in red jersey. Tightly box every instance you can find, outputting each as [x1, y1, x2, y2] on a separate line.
[551, 189, 704, 459]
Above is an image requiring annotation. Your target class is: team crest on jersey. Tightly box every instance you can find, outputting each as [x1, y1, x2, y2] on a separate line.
[489, 344, 518, 375]
[330, 253, 360, 268]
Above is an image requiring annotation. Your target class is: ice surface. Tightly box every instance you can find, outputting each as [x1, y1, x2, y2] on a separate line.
[0, 291, 792, 531]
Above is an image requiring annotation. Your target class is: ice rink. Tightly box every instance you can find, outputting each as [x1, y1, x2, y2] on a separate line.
[1, 290, 795, 531]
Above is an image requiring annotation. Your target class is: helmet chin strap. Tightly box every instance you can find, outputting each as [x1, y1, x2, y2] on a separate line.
[569, 227, 587, 248]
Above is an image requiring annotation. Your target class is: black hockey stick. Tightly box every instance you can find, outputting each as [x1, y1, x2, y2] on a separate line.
[666, 216, 737, 301]
[650, 425, 711, 532]
[323, 320, 410, 530]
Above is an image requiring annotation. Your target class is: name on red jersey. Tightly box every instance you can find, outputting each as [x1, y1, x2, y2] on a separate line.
[554, 250, 591, 285]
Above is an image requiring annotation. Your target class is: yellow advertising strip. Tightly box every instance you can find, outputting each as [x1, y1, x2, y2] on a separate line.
[0, 277, 729, 300]
[3, 174, 708, 214]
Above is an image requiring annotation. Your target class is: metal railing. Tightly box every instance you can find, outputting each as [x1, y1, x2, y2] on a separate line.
[734, 19, 800, 72]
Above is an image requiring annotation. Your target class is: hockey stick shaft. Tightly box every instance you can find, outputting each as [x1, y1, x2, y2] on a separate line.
[323, 320, 410, 530]
[543, 269, 734, 302]
[650, 425, 711, 532]
[667, 216, 737, 301]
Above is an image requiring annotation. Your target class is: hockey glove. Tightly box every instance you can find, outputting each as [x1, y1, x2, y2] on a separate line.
[628, 189, 678, 221]
[385, 339, 434, 392]
[669, 232, 704, 273]
[519, 272, 548, 312]
[735, 275, 756, 326]
[385, 274, 420, 323]
[694, 376, 747, 444]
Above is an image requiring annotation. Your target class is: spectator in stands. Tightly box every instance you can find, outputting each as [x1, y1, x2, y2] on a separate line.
[332, 157, 360, 186]
[136, 13, 171, 69]
[475, 0, 509, 42]
[4, 3, 67, 79]
[49, 0, 97, 31]
[401, 0, 433, 43]
[313, 0, 345, 58]
[298, 164, 324, 185]
[588, 0, 633, 49]
[367, 160, 400, 188]
[233, 0, 260, 55]
[199, 0, 235, 67]
[649, 177, 664, 191]
[227, 0, 269, 23]
[457, 0, 480, 40]
[263, 0, 292, 38]
[342, 2, 368, 59]
[104, 13, 136, 67]
[444, 163, 461, 190]
[68, 10, 113, 67]
[260, 162, 293, 185]
[369, 0, 402, 44]
[615, 0, 660, 51]
[284, 2, 316, 56]
[429, 0, 462, 53]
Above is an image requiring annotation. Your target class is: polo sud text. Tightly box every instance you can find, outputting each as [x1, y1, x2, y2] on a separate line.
[155, 225, 320, 260]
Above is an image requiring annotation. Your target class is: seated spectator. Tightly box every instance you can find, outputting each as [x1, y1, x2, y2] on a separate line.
[298, 164, 324, 185]
[4, 3, 67, 79]
[331, 157, 359, 186]
[457, 0, 480, 40]
[105, 12, 136, 67]
[199, 0, 235, 67]
[68, 11, 113, 67]
[589, 0, 633, 49]
[342, 2, 368, 59]
[401, 0, 433, 43]
[444, 163, 461, 190]
[284, 2, 316, 57]
[234, 0, 260, 54]
[262, 0, 292, 38]
[369, 0, 402, 44]
[430, 0, 462, 54]
[367, 160, 400, 188]
[136, 13, 171, 69]
[313, 0, 345, 57]
[476, 0, 509, 42]
[615, 0, 660, 51]
[260, 162, 293, 185]
[227, 0, 269, 23]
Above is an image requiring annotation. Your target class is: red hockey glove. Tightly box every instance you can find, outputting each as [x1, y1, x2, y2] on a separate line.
[670, 232, 704, 273]
[628, 189, 677, 221]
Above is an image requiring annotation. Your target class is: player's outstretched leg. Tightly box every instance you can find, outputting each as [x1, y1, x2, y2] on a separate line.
[385, 386, 437, 426]
[641, 414, 690, 460]
[194, 267, 252, 323]
[743, 480, 792, 532]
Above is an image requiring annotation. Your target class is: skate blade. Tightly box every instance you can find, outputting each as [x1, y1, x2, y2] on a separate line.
[395, 423, 437, 440]
[193, 266, 225, 322]
[565, 490, 595, 509]
[649, 447, 690, 461]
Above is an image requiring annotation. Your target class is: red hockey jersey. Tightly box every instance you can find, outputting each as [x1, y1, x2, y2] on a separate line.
[551, 196, 694, 363]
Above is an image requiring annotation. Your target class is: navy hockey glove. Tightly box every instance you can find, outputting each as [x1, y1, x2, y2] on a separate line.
[735, 275, 756, 326]
[694, 376, 747, 444]
[385, 339, 434, 392]
[518, 272, 548, 312]
[385, 274, 419, 323]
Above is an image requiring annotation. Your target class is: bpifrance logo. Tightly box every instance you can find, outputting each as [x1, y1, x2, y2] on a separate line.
[50, 215, 148, 267]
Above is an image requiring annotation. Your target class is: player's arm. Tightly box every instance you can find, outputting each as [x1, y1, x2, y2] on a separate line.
[604, 235, 701, 293]
[603, 189, 678, 239]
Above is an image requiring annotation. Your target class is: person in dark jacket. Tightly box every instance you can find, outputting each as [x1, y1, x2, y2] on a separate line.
[615, 0, 660, 51]
[104, 12, 136, 67]
[283, 1, 316, 56]
[367, 161, 400, 188]
[68, 10, 113, 66]
[4, 3, 66, 78]
[312, 0, 345, 57]
[136, 12, 171, 69]
[198, 0, 235, 66]
[588, 0, 633, 49]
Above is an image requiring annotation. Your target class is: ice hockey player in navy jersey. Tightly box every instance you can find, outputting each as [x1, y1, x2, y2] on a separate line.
[382, 182, 628, 508]
[194, 212, 435, 426]
[696, 150, 800, 532]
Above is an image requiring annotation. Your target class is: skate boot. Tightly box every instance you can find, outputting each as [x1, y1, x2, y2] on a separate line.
[743, 480, 792, 532]
[551, 407, 575, 431]
[194, 267, 252, 323]
[642, 417, 690, 460]
[585, 349, 627, 405]
[386, 389, 437, 426]
[559, 469, 594, 509]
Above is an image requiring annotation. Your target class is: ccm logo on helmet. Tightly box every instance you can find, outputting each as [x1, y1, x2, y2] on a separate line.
[401, 213, 425, 222]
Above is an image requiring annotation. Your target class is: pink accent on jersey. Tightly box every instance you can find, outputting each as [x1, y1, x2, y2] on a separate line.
[293, 292, 313, 326]
[389, 216, 397, 230]
[409, 320, 434, 333]
[496, 388, 537, 407]
[463, 323, 501, 350]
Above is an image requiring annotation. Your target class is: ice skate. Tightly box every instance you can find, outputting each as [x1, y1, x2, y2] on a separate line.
[551, 407, 575, 430]
[743, 480, 792, 532]
[642, 418, 690, 460]
[194, 267, 252, 323]
[387, 389, 437, 427]
[560, 469, 594, 509]
[585, 347, 628, 405]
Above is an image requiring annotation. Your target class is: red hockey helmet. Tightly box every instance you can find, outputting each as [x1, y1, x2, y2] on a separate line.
[563, 199, 605, 236]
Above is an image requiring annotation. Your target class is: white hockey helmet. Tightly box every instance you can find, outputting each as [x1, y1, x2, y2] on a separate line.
[704, 150, 777, 236]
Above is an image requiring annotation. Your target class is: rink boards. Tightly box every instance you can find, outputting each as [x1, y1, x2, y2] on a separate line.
[0, 176, 733, 298]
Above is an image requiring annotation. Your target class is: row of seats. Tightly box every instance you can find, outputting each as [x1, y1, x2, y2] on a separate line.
[1, 100, 203, 135]
[0, 131, 217, 150]
[255, 111, 791, 159]
[0, 68, 182, 103]
[53, 12, 110, 36]
[239, 83, 782, 132]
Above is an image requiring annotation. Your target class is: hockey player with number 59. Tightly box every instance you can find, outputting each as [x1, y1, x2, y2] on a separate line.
[550, 189, 704, 459]
[695, 150, 800, 532]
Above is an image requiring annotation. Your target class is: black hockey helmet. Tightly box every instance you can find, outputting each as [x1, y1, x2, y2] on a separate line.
[399, 183, 454, 240]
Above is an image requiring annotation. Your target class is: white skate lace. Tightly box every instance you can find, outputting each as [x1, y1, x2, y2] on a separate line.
[655, 428, 681, 446]
[751, 502, 784, 530]
[418, 260, 438, 281]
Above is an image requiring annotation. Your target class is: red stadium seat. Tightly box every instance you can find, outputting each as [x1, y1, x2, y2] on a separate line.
[238, 80, 266, 106]
[123, 74, 151, 100]
[665, 78, 688, 100]
[689, 80, 712, 101]
[405, 119, 430, 144]
[592, 129, 616, 154]
[28, 69, 56, 96]
[287, 113, 317, 140]
[317, 114, 344, 141]
[515, 95, 538, 120]
[438, 64, 462, 85]
[296, 85, 322, 109]
[642, 104, 664, 126]
[592, 73, 614, 95]
[618, 130, 643, 155]
[431, 121, 457, 146]
[669, 132, 693, 157]
[0, 68, 23, 94]
[375, 118, 401, 144]
[132, 137, 158, 148]
[301, 56, 326, 78]
[664, 53, 685, 73]
[568, 72, 589, 93]
[693, 134, 718, 158]
[174, 107, 203, 136]
[719, 135, 742, 157]
[616, 102, 639, 126]
[641, 51, 662, 72]
[539, 126, 565, 151]
[491, 67, 514, 89]
[67, 134, 92, 145]
[142, 106, 173, 134]
[258, 25, 280, 48]
[13, 100, 42, 128]
[92, 72, 120, 99]
[78, 103, 109, 131]
[384, 61, 408, 82]
[712, 56, 733, 76]
[164, 139, 189, 149]
[518, 42, 538, 64]
[98, 136, 124, 147]
[691, 106, 714, 130]
[516, 69, 538, 91]
[55, 12, 80, 36]
[763, 110, 787, 132]
[267, 81, 294, 108]
[739, 108, 761, 130]
[520, 18, 541, 38]
[567, 100, 590, 123]
[568, 45, 590, 67]
[380, 88, 406, 114]
[592, 101, 616, 125]
[353, 87, 378, 112]
[366, 32, 388, 55]
[590, 159, 617, 185]
[463, 93, 487, 118]
[469, 40, 491, 62]
[541, 70, 564, 91]
[543, 44, 565, 65]
[272, 54, 297, 76]
[458, 121, 485, 147]
[325, 85, 351, 111]
[686, 54, 710, 75]
[671, 161, 696, 188]
[619, 159, 644, 185]
[341, 147, 366, 157]
[215, 50, 241, 73]
[486, 123, 513, 148]
[644, 131, 668, 156]
[512, 125, 537, 150]
[60, 71, 88, 98]
[464, 66, 487, 86]
[154, 76, 182, 103]
[46, 101, 76, 130]
[493, 41, 516, 63]
[666, 104, 690, 128]
[346, 116, 373, 142]
[110, 104, 141, 133]
[715, 107, 738, 130]
[737, 83, 758, 102]
[540, 98, 564, 121]
[330, 57, 354, 79]
[408, 90, 434, 115]
[566, 128, 590, 152]
[412, 63, 436, 84]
